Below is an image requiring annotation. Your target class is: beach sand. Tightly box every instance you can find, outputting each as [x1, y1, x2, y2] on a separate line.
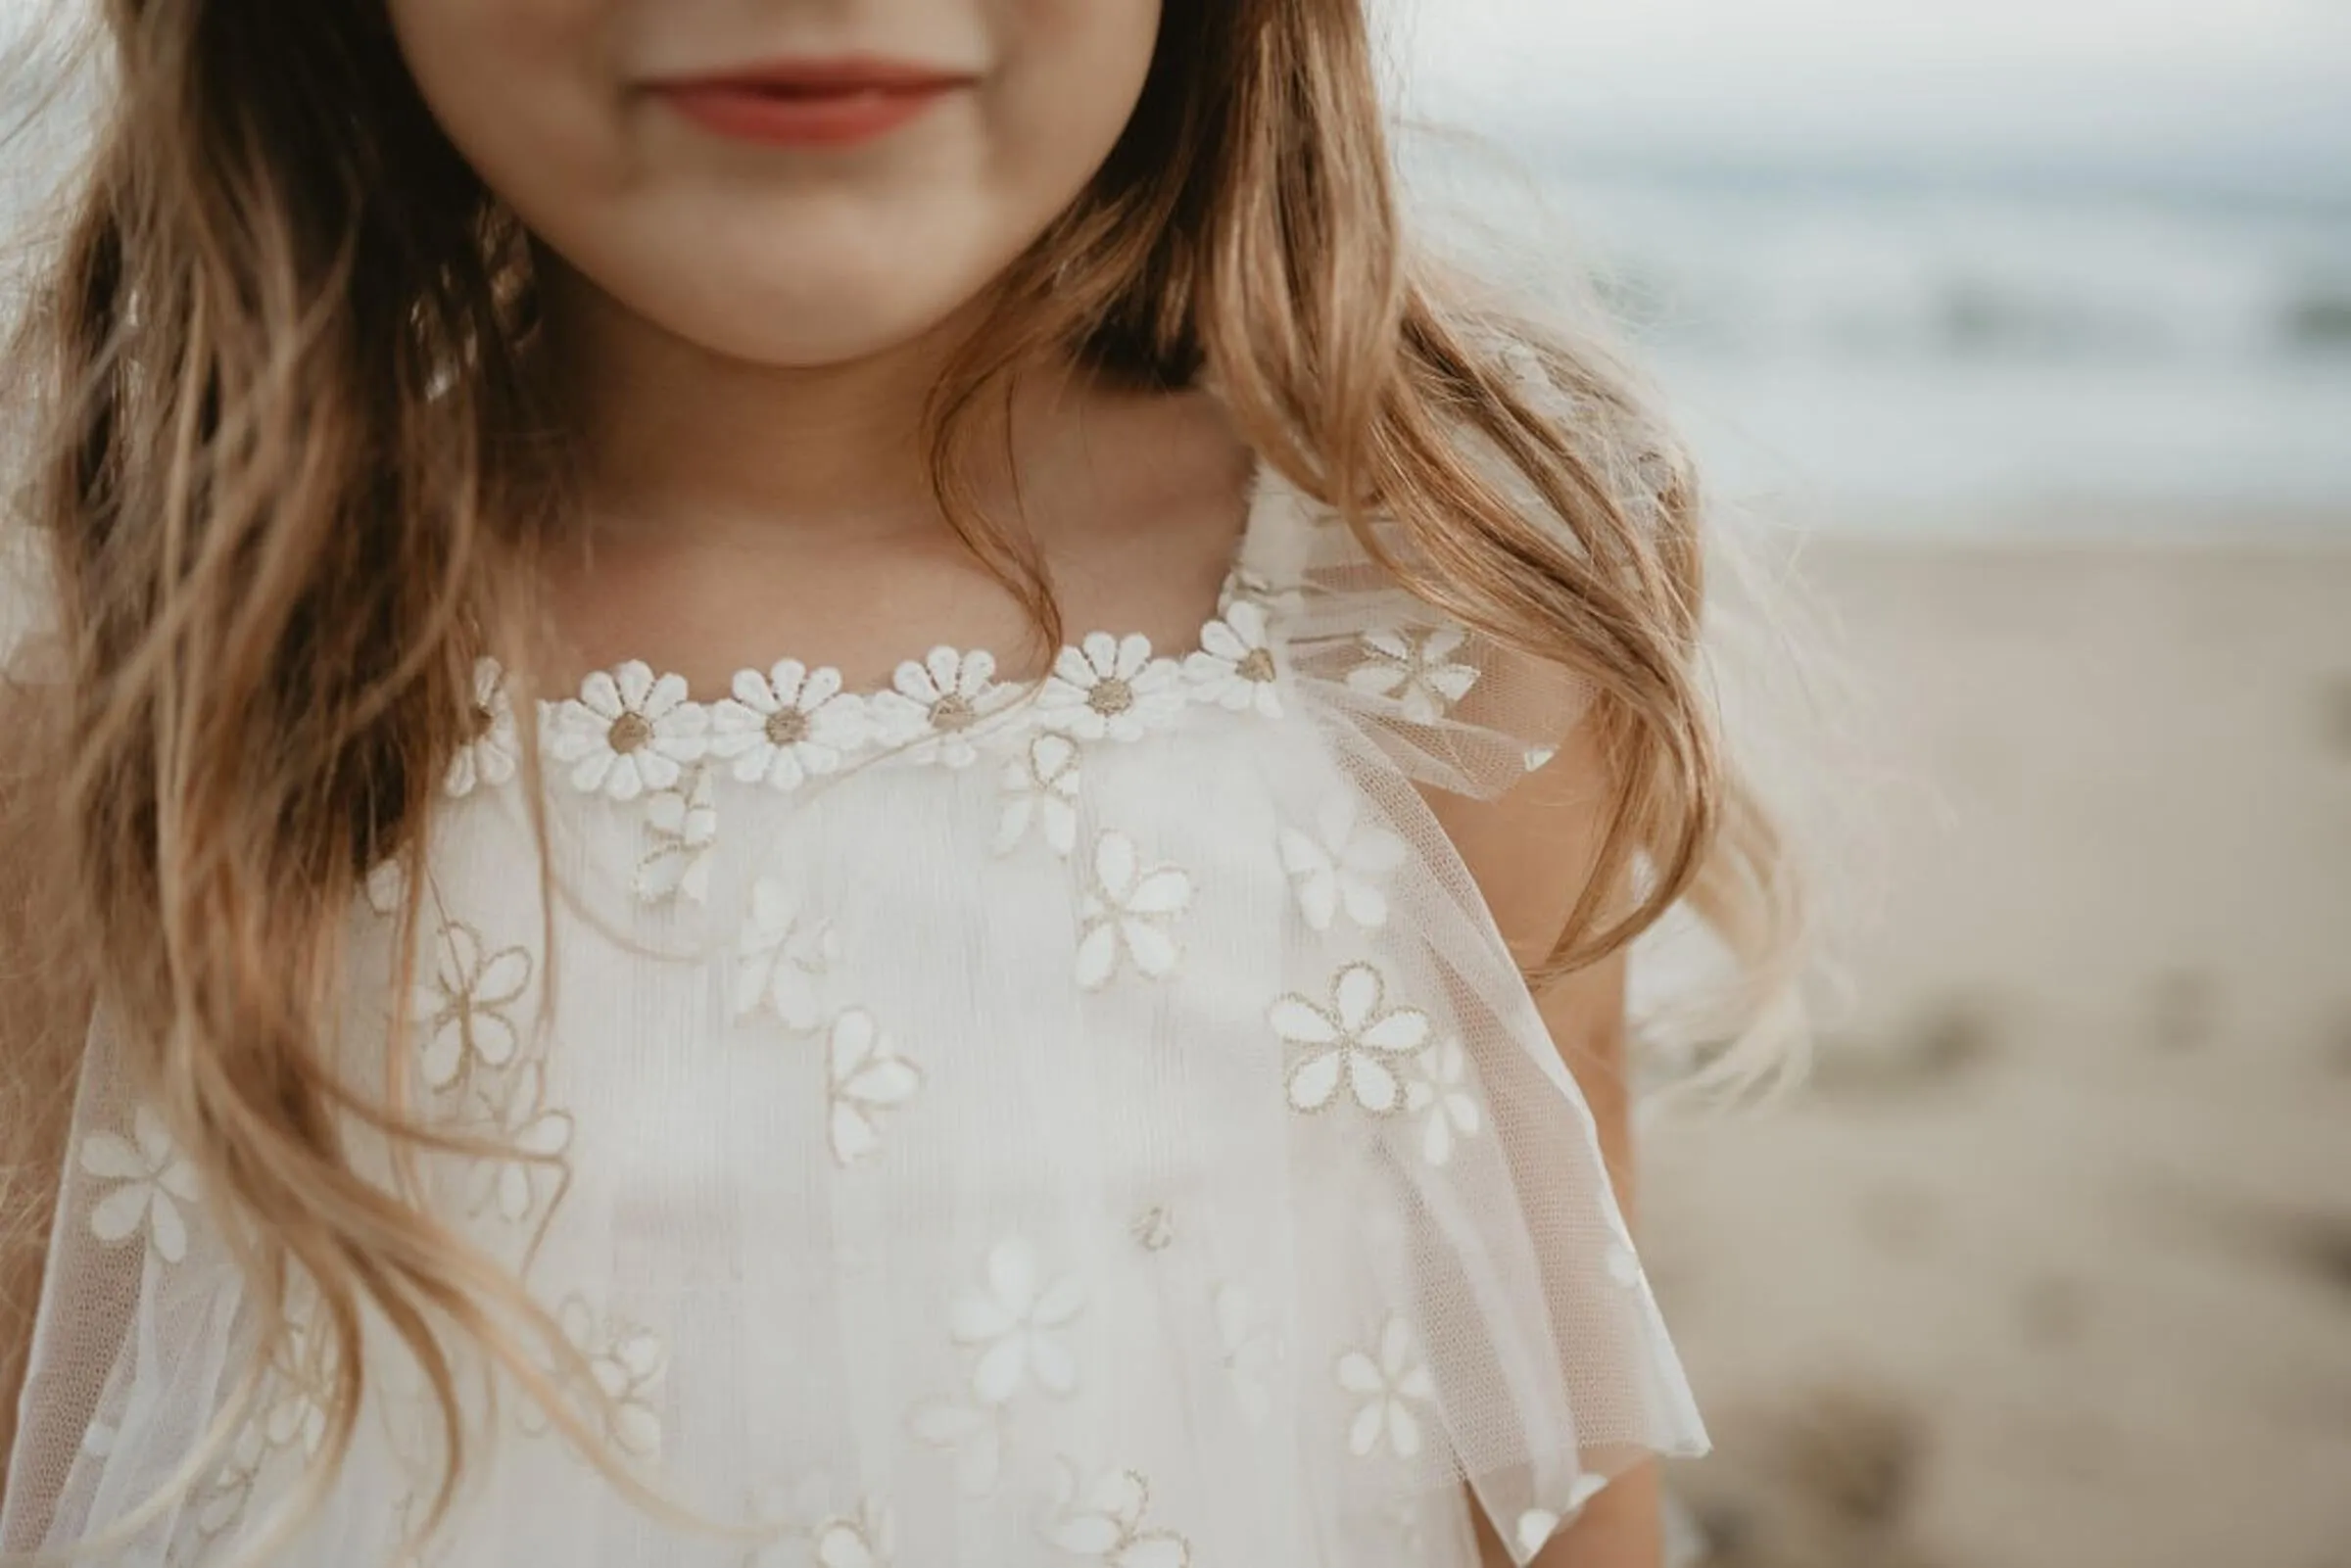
[1644, 535, 2351, 1568]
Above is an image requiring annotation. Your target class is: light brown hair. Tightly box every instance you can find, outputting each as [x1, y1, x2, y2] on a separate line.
[0, 0, 1800, 1544]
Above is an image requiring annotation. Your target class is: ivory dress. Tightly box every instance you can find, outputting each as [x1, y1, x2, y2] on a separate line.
[2, 463, 1708, 1566]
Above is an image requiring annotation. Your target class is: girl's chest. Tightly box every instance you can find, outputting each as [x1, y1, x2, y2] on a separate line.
[353, 708, 1383, 1237]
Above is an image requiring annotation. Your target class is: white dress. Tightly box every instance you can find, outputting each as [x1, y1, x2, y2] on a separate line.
[1, 465, 1707, 1567]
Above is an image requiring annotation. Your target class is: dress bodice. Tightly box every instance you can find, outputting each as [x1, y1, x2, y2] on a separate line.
[2, 466, 1706, 1568]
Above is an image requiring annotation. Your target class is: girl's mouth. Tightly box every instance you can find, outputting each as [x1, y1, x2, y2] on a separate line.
[651, 58, 978, 149]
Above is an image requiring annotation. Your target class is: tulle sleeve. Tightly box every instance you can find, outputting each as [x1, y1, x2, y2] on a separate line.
[1230, 464, 1710, 1555]
[1, 1006, 270, 1562]
[1233, 457, 1601, 801]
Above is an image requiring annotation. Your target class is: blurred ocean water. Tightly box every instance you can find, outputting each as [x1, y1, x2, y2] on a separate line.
[1403, 127, 2351, 527]
[1555, 167, 2351, 524]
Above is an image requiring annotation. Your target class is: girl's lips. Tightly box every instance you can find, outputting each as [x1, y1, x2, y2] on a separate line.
[651, 59, 977, 149]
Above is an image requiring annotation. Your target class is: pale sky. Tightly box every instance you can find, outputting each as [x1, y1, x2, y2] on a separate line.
[8, 0, 2349, 188]
[1385, 0, 2351, 186]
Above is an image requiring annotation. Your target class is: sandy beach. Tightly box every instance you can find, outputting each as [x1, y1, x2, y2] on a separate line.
[1645, 533, 2351, 1568]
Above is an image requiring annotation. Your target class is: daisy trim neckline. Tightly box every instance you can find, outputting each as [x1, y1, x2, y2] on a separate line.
[449, 576, 1292, 803]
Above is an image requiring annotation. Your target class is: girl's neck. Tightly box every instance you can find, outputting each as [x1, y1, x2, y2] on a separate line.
[525, 261, 1259, 694]
[539, 261, 1032, 547]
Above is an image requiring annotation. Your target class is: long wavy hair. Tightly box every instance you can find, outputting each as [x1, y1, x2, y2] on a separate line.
[0, 0, 1803, 1546]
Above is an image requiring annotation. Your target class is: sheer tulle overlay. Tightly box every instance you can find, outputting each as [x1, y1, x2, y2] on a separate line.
[2, 468, 1705, 1566]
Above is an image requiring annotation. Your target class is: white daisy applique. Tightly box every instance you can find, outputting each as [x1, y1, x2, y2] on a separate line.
[412, 920, 535, 1091]
[195, 1419, 269, 1539]
[525, 1296, 668, 1462]
[1402, 1038, 1483, 1168]
[708, 660, 868, 791]
[869, 647, 1016, 769]
[1184, 598, 1283, 718]
[1278, 793, 1408, 931]
[1345, 627, 1480, 725]
[1270, 962, 1431, 1116]
[745, 1480, 897, 1568]
[447, 656, 520, 798]
[1335, 1312, 1436, 1460]
[634, 764, 719, 906]
[735, 876, 839, 1032]
[1046, 1462, 1192, 1568]
[809, 1501, 896, 1568]
[258, 1290, 337, 1457]
[824, 1009, 923, 1167]
[1036, 633, 1185, 743]
[949, 1237, 1086, 1404]
[463, 1060, 574, 1227]
[996, 732, 1082, 859]
[547, 661, 710, 801]
[1075, 831, 1192, 990]
[194, 1287, 335, 1539]
[80, 1106, 201, 1264]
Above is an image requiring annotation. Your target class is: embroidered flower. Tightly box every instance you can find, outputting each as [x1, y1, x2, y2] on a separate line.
[825, 1009, 923, 1167]
[1402, 1038, 1482, 1168]
[1184, 599, 1282, 718]
[746, 1485, 897, 1568]
[81, 1107, 201, 1264]
[194, 1288, 335, 1537]
[635, 764, 719, 905]
[547, 661, 709, 801]
[906, 1398, 1008, 1497]
[412, 921, 534, 1091]
[1075, 832, 1192, 990]
[869, 647, 1015, 769]
[532, 1296, 668, 1460]
[447, 656, 520, 798]
[260, 1295, 336, 1456]
[1606, 1238, 1644, 1289]
[1278, 794, 1408, 931]
[1036, 633, 1185, 743]
[465, 1061, 574, 1224]
[809, 1501, 896, 1568]
[1213, 1283, 1280, 1428]
[709, 660, 867, 791]
[1271, 962, 1431, 1116]
[1335, 1312, 1435, 1460]
[735, 877, 839, 1032]
[995, 733, 1082, 859]
[196, 1420, 269, 1538]
[1345, 627, 1479, 724]
[1129, 1205, 1176, 1253]
[1046, 1462, 1192, 1568]
[949, 1237, 1086, 1404]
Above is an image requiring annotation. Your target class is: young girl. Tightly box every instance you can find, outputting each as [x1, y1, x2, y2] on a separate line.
[0, 2, 1798, 1564]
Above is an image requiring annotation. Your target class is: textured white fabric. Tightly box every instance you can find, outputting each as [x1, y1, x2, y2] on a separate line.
[2, 466, 1706, 1567]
